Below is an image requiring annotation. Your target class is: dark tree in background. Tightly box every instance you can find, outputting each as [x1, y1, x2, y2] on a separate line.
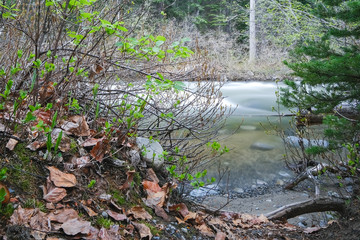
[280, 0, 360, 184]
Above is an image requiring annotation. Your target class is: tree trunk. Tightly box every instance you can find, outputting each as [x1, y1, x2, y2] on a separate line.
[249, 0, 256, 63]
[265, 197, 345, 221]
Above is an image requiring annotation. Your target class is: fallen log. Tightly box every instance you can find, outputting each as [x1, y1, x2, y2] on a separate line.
[265, 197, 345, 221]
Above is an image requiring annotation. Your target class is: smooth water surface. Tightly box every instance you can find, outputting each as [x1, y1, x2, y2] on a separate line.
[205, 81, 294, 189]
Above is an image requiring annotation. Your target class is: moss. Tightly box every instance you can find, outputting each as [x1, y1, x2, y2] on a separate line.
[112, 191, 129, 207]
[23, 199, 47, 212]
[140, 220, 162, 236]
[133, 172, 141, 186]
[96, 216, 114, 229]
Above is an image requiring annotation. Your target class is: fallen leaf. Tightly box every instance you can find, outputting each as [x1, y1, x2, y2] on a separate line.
[6, 137, 18, 151]
[106, 210, 127, 221]
[169, 203, 189, 218]
[146, 168, 159, 183]
[34, 110, 52, 125]
[80, 201, 98, 217]
[175, 216, 186, 224]
[10, 206, 35, 226]
[29, 209, 49, 232]
[143, 190, 166, 208]
[43, 187, 67, 203]
[142, 180, 162, 193]
[154, 205, 169, 221]
[81, 137, 105, 147]
[47, 166, 77, 187]
[98, 227, 111, 240]
[61, 218, 91, 235]
[61, 115, 90, 137]
[27, 141, 46, 151]
[39, 81, 55, 102]
[132, 222, 153, 240]
[47, 208, 79, 223]
[195, 223, 214, 237]
[215, 232, 227, 240]
[90, 138, 110, 162]
[71, 156, 91, 168]
[129, 206, 152, 220]
[184, 212, 197, 222]
[0, 182, 10, 204]
[119, 170, 135, 190]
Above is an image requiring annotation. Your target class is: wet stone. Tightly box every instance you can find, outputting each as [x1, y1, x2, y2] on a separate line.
[250, 142, 275, 151]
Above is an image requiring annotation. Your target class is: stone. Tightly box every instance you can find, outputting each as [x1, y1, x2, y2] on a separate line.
[256, 180, 267, 185]
[250, 142, 274, 151]
[189, 187, 218, 197]
[112, 159, 126, 167]
[278, 171, 291, 178]
[240, 125, 257, 130]
[233, 188, 244, 194]
[285, 136, 329, 148]
[136, 137, 164, 169]
[276, 179, 284, 186]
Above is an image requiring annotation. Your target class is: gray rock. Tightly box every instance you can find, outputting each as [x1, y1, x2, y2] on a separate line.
[190, 187, 218, 197]
[101, 211, 108, 218]
[233, 188, 244, 194]
[112, 159, 126, 167]
[298, 222, 307, 228]
[241, 125, 257, 130]
[276, 179, 284, 186]
[136, 137, 164, 169]
[250, 142, 274, 151]
[256, 180, 267, 185]
[181, 228, 188, 234]
[278, 171, 291, 178]
[285, 136, 329, 148]
[328, 191, 340, 198]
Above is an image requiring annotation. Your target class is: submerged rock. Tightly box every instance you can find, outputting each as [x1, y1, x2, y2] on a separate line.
[285, 136, 329, 148]
[136, 137, 164, 169]
[240, 125, 257, 131]
[250, 142, 275, 151]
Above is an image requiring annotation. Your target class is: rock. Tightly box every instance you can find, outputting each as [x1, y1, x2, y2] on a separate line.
[256, 180, 267, 185]
[276, 179, 284, 186]
[298, 222, 307, 228]
[101, 211, 108, 219]
[181, 228, 188, 234]
[278, 171, 291, 178]
[112, 159, 126, 167]
[285, 136, 329, 148]
[266, 199, 272, 202]
[136, 137, 164, 169]
[328, 191, 340, 198]
[190, 185, 219, 197]
[250, 142, 274, 151]
[240, 125, 257, 130]
[346, 186, 353, 193]
[233, 188, 244, 194]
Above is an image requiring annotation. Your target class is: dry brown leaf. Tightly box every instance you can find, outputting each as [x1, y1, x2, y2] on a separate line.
[0, 183, 10, 204]
[129, 206, 152, 220]
[119, 170, 135, 190]
[6, 137, 18, 151]
[34, 110, 52, 125]
[146, 168, 159, 183]
[195, 223, 214, 237]
[43, 187, 67, 203]
[106, 210, 127, 221]
[72, 156, 91, 168]
[39, 81, 55, 102]
[61, 218, 91, 235]
[184, 212, 197, 222]
[169, 203, 189, 218]
[175, 216, 186, 224]
[29, 210, 49, 232]
[98, 227, 111, 240]
[142, 180, 162, 193]
[81, 137, 105, 147]
[154, 205, 169, 221]
[83, 226, 100, 240]
[132, 222, 153, 240]
[47, 166, 77, 187]
[61, 115, 91, 137]
[10, 206, 35, 226]
[143, 190, 166, 208]
[27, 141, 46, 151]
[215, 232, 227, 240]
[240, 213, 254, 223]
[47, 208, 79, 223]
[90, 138, 110, 162]
[80, 201, 98, 217]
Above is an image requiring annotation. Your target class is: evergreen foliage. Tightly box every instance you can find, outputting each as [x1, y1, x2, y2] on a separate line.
[281, 0, 360, 154]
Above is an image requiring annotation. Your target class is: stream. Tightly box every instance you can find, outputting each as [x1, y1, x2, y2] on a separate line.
[204, 81, 294, 190]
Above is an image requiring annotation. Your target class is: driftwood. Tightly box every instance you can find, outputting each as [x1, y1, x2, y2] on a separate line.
[265, 197, 345, 221]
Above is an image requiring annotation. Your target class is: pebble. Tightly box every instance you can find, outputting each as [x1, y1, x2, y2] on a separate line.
[233, 188, 244, 194]
[98, 194, 112, 201]
[181, 228, 188, 234]
[276, 179, 284, 186]
[256, 180, 267, 185]
[278, 171, 291, 178]
[328, 191, 340, 198]
[152, 237, 160, 240]
[266, 199, 272, 202]
[101, 211, 108, 218]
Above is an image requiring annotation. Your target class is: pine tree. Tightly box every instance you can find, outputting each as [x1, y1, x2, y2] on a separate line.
[281, 0, 360, 155]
